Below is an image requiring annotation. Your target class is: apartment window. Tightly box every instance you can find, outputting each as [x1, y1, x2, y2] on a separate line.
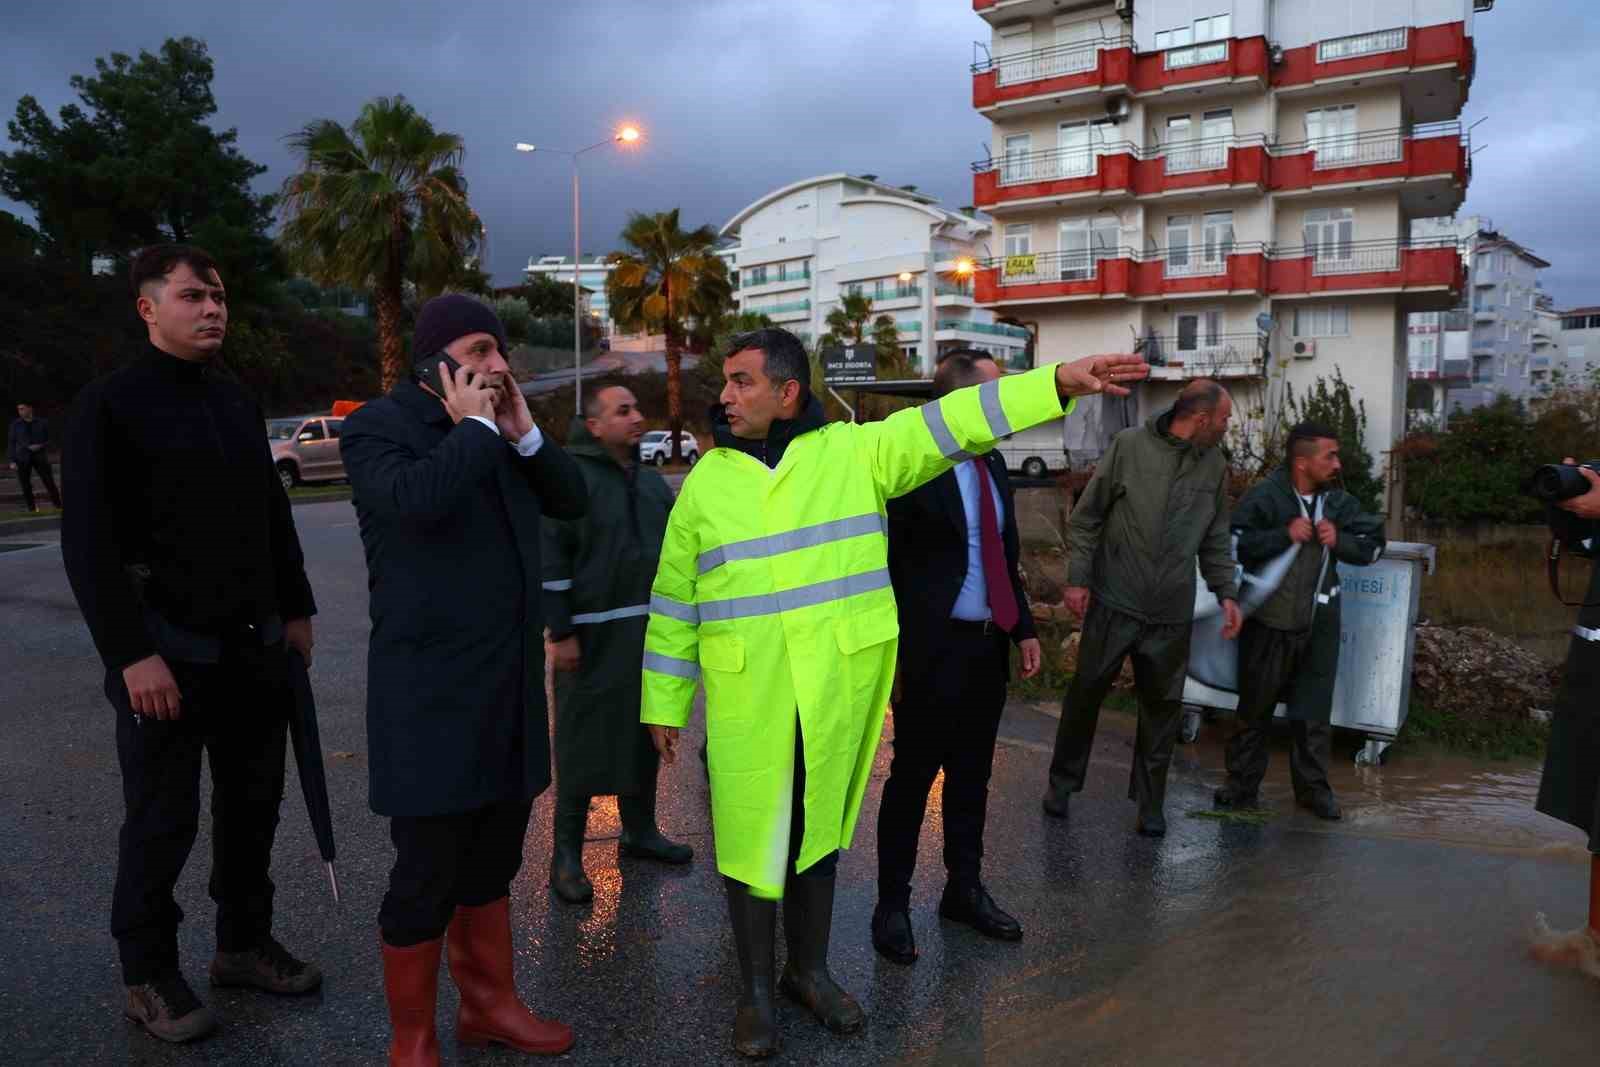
[1165, 211, 1233, 275]
[1165, 109, 1233, 172]
[1294, 305, 1351, 337]
[1418, 337, 1438, 360]
[1317, 27, 1407, 63]
[746, 265, 768, 286]
[1003, 223, 1032, 259]
[1166, 214, 1192, 269]
[1158, 13, 1229, 68]
[1002, 133, 1031, 185]
[1058, 217, 1119, 281]
[995, 23, 1034, 87]
[1056, 119, 1113, 178]
[1572, 345, 1588, 362]
[1304, 207, 1356, 264]
[1306, 105, 1358, 165]
[1175, 309, 1224, 353]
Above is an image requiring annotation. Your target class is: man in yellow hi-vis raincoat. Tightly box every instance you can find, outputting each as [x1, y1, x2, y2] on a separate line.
[642, 328, 1146, 1058]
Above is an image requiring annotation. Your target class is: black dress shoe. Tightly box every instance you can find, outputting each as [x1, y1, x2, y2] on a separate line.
[1300, 792, 1343, 821]
[938, 884, 1022, 942]
[870, 905, 917, 965]
[1213, 785, 1260, 809]
[1042, 783, 1071, 818]
[1135, 811, 1167, 837]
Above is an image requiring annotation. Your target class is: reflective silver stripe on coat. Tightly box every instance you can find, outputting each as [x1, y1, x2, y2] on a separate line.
[697, 568, 892, 622]
[643, 650, 701, 680]
[571, 604, 650, 625]
[650, 594, 700, 625]
[977, 379, 1012, 440]
[1575, 624, 1600, 643]
[542, 579, 573, 591]
[697, 513, 886, 574]
[921, 402, 973, 463]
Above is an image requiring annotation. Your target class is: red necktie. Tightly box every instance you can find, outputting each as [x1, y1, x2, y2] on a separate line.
[974, 460, 1020, 633]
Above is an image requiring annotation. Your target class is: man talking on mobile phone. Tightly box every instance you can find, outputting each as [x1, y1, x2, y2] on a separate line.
[340, 294, 587, 1065]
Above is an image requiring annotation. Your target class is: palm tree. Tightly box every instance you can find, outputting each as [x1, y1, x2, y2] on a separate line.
[278, 95, 484, 390]
[822, 291, 876, 346]
[607, 209, 732, 461]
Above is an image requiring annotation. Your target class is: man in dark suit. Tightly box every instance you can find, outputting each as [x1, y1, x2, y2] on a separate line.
[872, 348, 1044, 965]
[9, 401, 62, 511]
[340, 295, 587, 1065]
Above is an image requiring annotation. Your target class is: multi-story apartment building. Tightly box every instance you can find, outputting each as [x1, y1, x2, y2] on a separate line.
[522, 254, 616, 334]
[967, 0, 1491, 509]
[1558, 307, 1600, 387]
[718, 173, 1031, 375]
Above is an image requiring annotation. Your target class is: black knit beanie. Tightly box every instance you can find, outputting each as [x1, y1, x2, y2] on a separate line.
[412, 294, 509, 363]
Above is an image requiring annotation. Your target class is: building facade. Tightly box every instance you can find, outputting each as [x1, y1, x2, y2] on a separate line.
[967, 0, 1489, 508]
[523, 254, 616, 334]
[718, 174, 1031, 375]
[1557, 307, 1600, 389]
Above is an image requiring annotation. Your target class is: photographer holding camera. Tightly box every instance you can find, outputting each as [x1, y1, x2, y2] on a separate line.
[1536, 457, 1600, 855]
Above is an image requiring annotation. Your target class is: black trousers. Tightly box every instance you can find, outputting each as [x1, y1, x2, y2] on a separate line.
[108, 641, 290, 985]
[1225, 621, 1334, 801]
[877, 621, 1009, 910]
[787, 724, 838, 881]
[1047, 600, 1191, 816]
[381, 798, 534, 947]
[13, 452, 60, 510]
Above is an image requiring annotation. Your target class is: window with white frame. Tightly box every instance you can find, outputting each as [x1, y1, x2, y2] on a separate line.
[1004, 223, 1031, 258]
[1165, 109, 1233, 172]
[1165, 211, 1233, 275]
[1306, 105, 1359, 166]
[1056, 119, 1112, 179]
[746, 265, 768, 286]
[1157, 13, 1230, 68]
[995, 23, 1034, 87]
[1002, 133, 1031, 185]
[1294, 305, 1351, 337]
[1303, 207, 1359, 269]
[1058, 216, 1119, 280]
[1175, 308, 1224, 353]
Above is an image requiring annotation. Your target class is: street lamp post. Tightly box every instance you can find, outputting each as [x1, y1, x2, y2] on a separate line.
[516, 125, 641, 415]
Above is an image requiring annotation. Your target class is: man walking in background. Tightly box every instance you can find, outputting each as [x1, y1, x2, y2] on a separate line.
[543, 384, 692, 906]
[62, 245, 321, 1044]
[873, 349, 1043, 966]
[1043, 380, 1242, 837]
[10, 400, 62, 512]
[1216, 422, 1385, 819]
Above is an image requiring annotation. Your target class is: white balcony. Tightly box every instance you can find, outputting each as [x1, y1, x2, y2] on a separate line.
[1316, 27, 1407, 64]
[1311, 245, 1400, 276]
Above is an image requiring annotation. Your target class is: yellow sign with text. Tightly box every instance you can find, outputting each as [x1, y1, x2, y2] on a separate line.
[1004, 254, 1037, 276]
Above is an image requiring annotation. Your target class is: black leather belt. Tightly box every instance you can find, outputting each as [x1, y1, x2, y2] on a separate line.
[947, 618, 1006, 637]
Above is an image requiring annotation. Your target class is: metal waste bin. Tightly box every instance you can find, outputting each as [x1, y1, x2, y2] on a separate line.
[1182, 541, 1436, 765]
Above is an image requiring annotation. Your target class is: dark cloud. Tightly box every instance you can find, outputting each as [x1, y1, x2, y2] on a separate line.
[1, 0, 1590, 303]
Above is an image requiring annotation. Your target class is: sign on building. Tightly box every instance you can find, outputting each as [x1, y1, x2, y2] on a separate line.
[820, 345, 877, 385]
[1004, 254, 1037, 277]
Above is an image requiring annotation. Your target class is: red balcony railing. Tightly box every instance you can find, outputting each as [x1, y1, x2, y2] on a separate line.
[1266, 239, 1463, 296]
[973, 124, 1465, 209]
[1269, 23, 1473, 90]
[972, 34, 1136, 109]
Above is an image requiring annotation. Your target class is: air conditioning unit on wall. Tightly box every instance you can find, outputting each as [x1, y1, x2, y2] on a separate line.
[1291, 339, 1317, 359]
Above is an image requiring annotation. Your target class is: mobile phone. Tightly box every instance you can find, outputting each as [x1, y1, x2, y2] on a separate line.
[413, 350, 473, 394]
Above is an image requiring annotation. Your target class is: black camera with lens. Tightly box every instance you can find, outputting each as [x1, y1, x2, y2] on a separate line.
[1530, 462, 1600, 563]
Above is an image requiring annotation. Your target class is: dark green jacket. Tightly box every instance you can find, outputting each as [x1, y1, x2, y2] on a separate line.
[541, 423, 674, 797]
[1233, 468, 1386, 633]
[1067, 409, 1237, 625]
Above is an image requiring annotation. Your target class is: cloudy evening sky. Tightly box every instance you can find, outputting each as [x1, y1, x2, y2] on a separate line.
[1, 1, 1591, 303]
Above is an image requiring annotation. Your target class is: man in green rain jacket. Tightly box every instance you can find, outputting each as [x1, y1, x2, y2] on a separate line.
[542, 385, 692, 906]
[1215, 422, 1386, 820]
[641, 328, 1147, 1058]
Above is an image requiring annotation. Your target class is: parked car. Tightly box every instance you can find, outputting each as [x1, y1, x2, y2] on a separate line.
[268, 415, 347, 490]
[638, 430, 699, 466]
[993, 424, 1067, 480]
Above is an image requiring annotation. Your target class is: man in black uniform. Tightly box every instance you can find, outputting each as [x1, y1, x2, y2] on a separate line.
[9, 401, 62, 511]
[62, 245, 321, 1044]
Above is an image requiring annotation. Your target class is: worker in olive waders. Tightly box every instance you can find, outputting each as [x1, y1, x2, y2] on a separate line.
[640, 327, 1148, 1057]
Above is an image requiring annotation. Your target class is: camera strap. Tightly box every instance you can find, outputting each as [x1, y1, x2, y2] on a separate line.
[1547, 538, 1600, 607]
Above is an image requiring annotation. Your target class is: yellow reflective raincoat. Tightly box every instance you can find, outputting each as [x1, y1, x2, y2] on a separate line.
[642, 363, 1073, 897]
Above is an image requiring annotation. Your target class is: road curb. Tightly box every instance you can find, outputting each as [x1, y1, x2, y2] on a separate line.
[0, 490, 352, 538]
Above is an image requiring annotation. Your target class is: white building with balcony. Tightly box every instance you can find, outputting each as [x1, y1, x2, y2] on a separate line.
[718, 173, 1031, 375]
[1558, 307, 1600, 388]
[967, 0, 1492, 515]
[522, 254, 617, 335]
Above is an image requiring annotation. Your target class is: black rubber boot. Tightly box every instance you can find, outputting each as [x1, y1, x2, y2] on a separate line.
[778, 871, 864, 1035]
[548, 794, 593, 904]
[619, 783, 693, 865]
[725, 878, 779, 1058]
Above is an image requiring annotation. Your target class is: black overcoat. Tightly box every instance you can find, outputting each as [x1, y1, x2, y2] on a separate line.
[1537, 555, 1600, 849]
[340, 381, 586, 817]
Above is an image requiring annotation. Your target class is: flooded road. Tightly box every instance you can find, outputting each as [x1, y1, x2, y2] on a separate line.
[2, 507, 1597, 1065]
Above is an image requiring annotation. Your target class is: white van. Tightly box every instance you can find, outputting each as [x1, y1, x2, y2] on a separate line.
[992, 423, 1068, 479]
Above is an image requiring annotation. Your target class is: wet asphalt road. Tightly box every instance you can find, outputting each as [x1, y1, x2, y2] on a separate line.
[3, 501, 1599, 1065]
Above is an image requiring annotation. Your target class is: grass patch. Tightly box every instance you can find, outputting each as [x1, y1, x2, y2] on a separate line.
[1396, 700, 1550, 761]
[288, 485, 352, 501]
[1420, 540, 1577, 664]
[1187, 808, 1276, 826]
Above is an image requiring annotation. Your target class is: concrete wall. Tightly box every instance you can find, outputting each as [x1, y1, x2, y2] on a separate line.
[1275, 84, 1404, 141]
[1272, 190, 1403, 247]
[1274, 295, 1405, 465]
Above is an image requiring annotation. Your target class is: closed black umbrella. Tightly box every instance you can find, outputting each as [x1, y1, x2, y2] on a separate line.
[286, 648, 339, 902]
